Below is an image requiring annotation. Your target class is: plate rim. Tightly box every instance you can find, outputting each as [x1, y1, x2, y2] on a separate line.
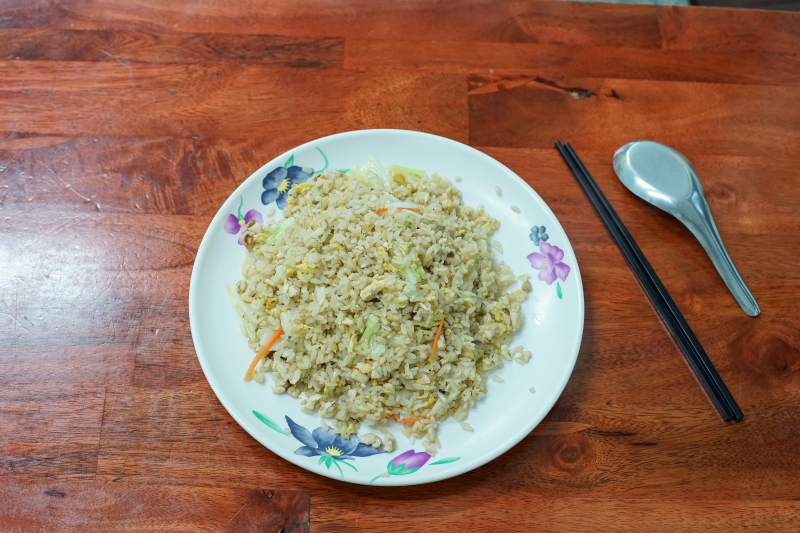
[188, 128, 585, 485]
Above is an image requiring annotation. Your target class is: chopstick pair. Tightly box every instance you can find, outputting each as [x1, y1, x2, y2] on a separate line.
[555, 142, 743, 422]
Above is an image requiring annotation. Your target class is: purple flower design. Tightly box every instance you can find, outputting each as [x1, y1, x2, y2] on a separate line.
[262, 165, 312, 209]
[527, 241, 570, 285]
[224, 196, 262, 245]
[369, 449, 460, 483]
[388, 450, 431, 474]
[369, 449, 430, 484]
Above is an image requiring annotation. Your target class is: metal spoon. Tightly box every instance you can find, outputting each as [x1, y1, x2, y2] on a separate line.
[613, 140, 760, 317]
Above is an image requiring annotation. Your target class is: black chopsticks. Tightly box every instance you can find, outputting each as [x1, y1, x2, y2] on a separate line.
[555, 142, 743, 422]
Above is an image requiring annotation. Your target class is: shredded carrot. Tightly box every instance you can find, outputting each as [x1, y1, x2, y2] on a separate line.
[244, 326, 284, 381]
[430, 316, 446, 361]
[427, 275, 454, 361]
[385, 413, 425, 424]
[374, 207, 421, 215]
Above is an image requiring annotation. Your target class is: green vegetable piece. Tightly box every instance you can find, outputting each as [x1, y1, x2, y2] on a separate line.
[225, 285, 239, 309]
[400, 264, 424, 285]
[389, 164, 427, 183]
[356, 315, 380, 350]
[265, 217, 295, 245]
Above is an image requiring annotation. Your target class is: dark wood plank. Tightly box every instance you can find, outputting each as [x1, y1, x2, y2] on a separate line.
[660, 5, 800, 54]
[0, 386, 105, 479]
[345, 39, 800, 86]
[0, 63, 468, 144]
[468, 75, 800, 156]
[0, 0, 53, 28]
[0, 478, 310, 532]
[309, 495, 800, 532]
[0, 59, 227, 91]
[690, 0, 800, 13]
[1, 0, 662, 48]
[0, 28, 343, 68]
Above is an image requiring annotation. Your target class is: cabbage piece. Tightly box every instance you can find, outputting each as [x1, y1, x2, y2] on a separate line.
[389, 164, 427, 183]
[403, 282, 424, 302]
[356, 315, 380, 350]
[399, 264, 424, 285]
[348, 156, 393, 191]
[225, 285, 240, 309]
[309, 233, 325, 249]
[369, 336, 386, 358]
[226, 285, 257, 343]
[265, 217, 296, 245]
[399, 263, 425, 302]
[458, 290, 477, 305]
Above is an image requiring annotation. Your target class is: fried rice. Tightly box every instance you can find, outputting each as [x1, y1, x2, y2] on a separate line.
[228, 160, 530, 454]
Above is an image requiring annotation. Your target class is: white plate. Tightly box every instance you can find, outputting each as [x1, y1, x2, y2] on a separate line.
[189, 129, 584, 485]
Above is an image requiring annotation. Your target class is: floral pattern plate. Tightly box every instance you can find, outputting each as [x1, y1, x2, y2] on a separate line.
[189, 129, 584, 485]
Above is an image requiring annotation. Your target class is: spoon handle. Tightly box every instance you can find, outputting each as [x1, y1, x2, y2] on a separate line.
[681, 192, 760, 317]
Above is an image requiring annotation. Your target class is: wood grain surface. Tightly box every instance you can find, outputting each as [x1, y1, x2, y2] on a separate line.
[1, 1, 799, 531]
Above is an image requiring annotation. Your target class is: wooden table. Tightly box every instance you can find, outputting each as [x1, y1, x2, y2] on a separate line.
[2, 1, 799, 531]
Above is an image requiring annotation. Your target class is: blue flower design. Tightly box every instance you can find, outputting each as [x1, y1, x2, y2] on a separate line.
[262, 166, 312, 209]
[529, 225, 549, 246]
[285, 416, 383, 477]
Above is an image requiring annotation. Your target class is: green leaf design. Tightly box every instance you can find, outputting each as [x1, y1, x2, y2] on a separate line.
[312, 147, 329, 175]
[318, 456, 326, 465]
[333, 459, 344, 478]
[386, 460, 402, 475]
[252, 411, 287, 436]
[430, 457, 460, 465]
[387, 460, 419, 476]
[339, 459, 358, 472]
[556, 281, 563, 300]
[284, 154, 295, 168]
